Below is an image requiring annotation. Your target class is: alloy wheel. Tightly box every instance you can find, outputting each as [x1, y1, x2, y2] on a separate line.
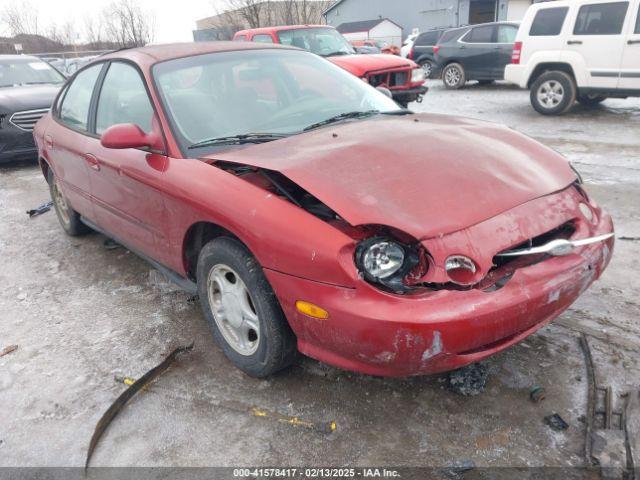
[51, 177, 71, 227]
[537, 80, 565, 109]
[445, 67, 461, 87]
[207, 264, 260, 356]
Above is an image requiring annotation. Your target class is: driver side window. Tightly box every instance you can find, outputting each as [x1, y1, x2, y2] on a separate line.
[96, 62, 154, 135]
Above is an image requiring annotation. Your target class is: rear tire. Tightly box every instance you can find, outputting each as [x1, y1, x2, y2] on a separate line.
[577, 94, 606, 107]
[442, 63, 466, 89]
[420, 60, 435, 79]
[196, 237, 297, 378]
[47, 168, 91, 236]
[530, 71, 576, 115]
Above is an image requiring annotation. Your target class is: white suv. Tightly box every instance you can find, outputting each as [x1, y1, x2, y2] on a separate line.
[505, 0, 640, 115]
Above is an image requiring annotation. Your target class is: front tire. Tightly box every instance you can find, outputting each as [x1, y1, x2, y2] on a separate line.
[530, 71, 577, 115]
[442, 63, 466, 89]
[47, 168, 91, 236]
[196, 237, 297, 378]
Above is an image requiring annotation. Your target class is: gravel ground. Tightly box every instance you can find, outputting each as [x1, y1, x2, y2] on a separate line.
[0, 80, 639, 471]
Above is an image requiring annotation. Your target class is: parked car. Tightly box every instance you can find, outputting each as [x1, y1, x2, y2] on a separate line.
[401, 31, 420, 58]
[0, 55, 65, 163]
[408, 29, 447, 78]
[35, 42, 614, 378]
[234, 25, 427, 107]
[434, 22, 519, 89]
[506, 0, 640, 115]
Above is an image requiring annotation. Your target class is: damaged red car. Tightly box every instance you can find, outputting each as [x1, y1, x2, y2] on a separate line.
[34, 42, 614, 378]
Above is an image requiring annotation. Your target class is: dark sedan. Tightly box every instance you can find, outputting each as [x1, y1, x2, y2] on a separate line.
[0, 55, 65, 163]
[434, 22, 519, 89]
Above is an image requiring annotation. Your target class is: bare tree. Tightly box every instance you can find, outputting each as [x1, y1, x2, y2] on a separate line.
[47, 20, 78, 46]
[84, 16, 104, 46]
[102, 0, 155, 47]
[1, 0, 40, 36]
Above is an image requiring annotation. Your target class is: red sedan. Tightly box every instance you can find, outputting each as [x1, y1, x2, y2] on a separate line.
[34, 42, 614, 377]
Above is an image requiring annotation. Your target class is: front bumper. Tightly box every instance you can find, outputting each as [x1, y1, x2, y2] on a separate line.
[265, 207, 614, 377]
[392, 85, 429, 104]
[0, 126, 38, 163]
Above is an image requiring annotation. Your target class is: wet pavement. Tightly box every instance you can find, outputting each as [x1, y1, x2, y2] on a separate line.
[1, 81, 639, 470]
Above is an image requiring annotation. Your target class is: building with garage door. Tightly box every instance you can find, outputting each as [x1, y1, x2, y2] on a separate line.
[324, 0, 540, 37]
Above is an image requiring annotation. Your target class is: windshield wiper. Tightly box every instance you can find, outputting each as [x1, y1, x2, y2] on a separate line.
[381, 109, 414, 116]
[188, 133, 290, 150]
[322, 50, 352, 57]
[303, 110, 380, 132]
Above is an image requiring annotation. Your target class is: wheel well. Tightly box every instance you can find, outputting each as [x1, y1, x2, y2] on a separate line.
[183, 222, 242, 282]
[528, 63, 576, 88]
[39, 158, 50, 183]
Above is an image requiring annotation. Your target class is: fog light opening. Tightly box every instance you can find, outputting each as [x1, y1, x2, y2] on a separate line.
[445, 255, 478, 285]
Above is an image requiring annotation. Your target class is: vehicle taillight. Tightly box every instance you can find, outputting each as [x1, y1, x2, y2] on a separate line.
[512, 41, 522, 64]
[408, 48, 414, 60]
[433, 45, 440, 56]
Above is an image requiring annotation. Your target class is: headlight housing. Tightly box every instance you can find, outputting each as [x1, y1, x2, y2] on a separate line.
[355, 237, 425, 293]
[411, 68, 426, 84]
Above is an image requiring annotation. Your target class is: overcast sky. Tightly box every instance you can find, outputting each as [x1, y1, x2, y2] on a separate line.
[0, 0, 228, 43]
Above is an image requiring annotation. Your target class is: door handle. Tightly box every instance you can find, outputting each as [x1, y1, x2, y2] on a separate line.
[45, 135, 54, 149]
[459, 45, 466, 49]
[567, 40, 583, 45]
[84, 153, 100, 171]
[628, 39, 640, 44]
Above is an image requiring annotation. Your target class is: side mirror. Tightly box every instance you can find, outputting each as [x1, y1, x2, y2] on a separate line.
[376, 86, 393, 99]
[101, 123, 161, 150]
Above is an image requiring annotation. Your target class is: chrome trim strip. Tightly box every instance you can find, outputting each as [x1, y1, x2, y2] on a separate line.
[496, 233, 614, 258]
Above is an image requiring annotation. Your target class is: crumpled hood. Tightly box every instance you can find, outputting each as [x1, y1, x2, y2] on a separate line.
[205, 114, 576, 239]
[328, 54, 416, 76]
[0, 84, 60, 113]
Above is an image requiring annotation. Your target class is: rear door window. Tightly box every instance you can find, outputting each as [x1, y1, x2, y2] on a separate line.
[235, 35, 247, 41]
[574, 2, 629, 35]
[415, 31, 440, 46]
[439, 28, 468, 44]
[497, 25, 518, 43]
[253, 34, 274, 43]
[465, 25, 496, 43]
[530, 7, 569, 36]
[59, 63, 102, 131]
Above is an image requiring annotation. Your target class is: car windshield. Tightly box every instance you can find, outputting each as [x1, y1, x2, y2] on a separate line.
[153, 49, 401, 155]
[277, 28, 355, 56]
[0, 59, 65, 87]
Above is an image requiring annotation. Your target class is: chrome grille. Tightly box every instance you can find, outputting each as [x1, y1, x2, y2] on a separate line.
[9, 108, 50, 132]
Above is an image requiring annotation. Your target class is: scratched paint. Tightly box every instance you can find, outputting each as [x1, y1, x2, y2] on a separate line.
[422, 331, 443, 361]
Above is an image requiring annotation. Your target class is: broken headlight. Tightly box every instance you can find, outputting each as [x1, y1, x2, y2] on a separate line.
[355, 237, 422, 293]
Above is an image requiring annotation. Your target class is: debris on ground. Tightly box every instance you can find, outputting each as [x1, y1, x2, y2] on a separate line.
[530, 386, 546, 403]
[114, 375, 136, 386]
[85, 342, 194, 469]
[447, 363, 488, 396]
[103, 238, 121, 250]
[26, 201, 53, 218]
[544, 413, 569, 431]
[250, 407, 336, 434]
[0, 345, 18, 357]
[626, 390, 640, 475]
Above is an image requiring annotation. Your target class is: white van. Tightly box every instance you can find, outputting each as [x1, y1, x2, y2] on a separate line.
[505, 0, 640, 115]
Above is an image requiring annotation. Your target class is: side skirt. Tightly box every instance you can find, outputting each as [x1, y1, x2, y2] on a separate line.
[80, 216, 198, 295]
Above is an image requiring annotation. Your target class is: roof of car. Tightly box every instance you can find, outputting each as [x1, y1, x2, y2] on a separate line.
[336, 18, 401, 34]
[99, 41, 296, 64]
[235, 25, 332, 36]
[0, 54, 41, 61]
